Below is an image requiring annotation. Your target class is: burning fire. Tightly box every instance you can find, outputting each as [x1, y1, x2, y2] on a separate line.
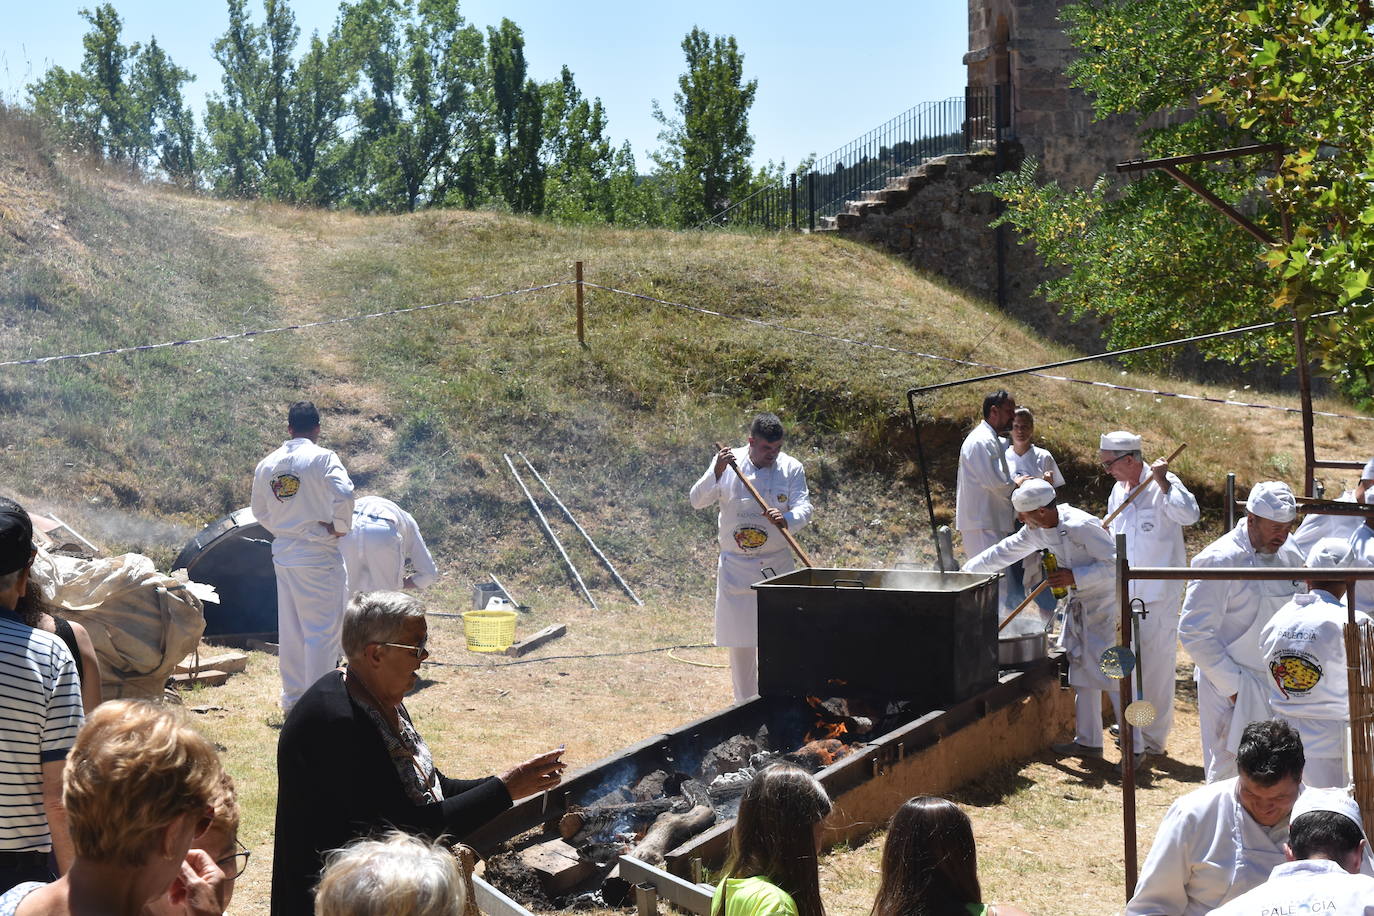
[804, 696, 849, 743]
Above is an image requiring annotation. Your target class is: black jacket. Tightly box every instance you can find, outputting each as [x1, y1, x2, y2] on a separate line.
[270, 669, 512, 916]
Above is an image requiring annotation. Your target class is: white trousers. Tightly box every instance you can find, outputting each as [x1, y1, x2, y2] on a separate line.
[962, 528, 1012, 610]
[1198, 674, 1238, 782]
[1075, 688, 1142, 752]
[728, 646, 758, 703]
[275, 558, 349, 711]
[1304, 757, 1347, 789]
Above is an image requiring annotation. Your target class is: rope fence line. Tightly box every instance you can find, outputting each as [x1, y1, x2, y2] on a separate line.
[0, 281, 573, 368]
[4, 265, 1368, 424]
[581, 281, 1374, 424]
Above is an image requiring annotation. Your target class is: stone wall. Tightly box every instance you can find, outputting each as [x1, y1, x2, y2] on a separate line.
[839, 145, 1106, 351]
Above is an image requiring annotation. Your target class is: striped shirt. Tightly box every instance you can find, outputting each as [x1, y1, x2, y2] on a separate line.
[0, 610, 83, 853]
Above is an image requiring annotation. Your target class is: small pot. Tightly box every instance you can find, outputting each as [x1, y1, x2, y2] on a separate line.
[999, 630, 1048, 667]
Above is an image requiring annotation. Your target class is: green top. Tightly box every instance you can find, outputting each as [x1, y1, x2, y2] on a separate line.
[712, 876, 799, 916]
[966, 905, 991, 916]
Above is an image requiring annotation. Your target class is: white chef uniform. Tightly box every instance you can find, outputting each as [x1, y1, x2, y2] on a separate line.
[1207, 787, 1374, 915]
[1349, 521, 1374, 613]
[1006, 443, 1066, 488]
[957, 419, 1016, 608]
[689, 447, 812, 702]
[1127, 777, 1300, 916]
[1181, 514, 1304, 783]
[340, 495, 439, 594]
[1261, 586, 1372, 788]
[251, 437, 355, 711]
[1207, 859, 1374, 916]
[1291, 488, 1362, 557]
[1106, 461, 1200, 755]
[963, 496, 1125, 749]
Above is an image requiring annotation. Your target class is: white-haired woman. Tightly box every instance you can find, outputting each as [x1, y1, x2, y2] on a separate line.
[315, 831, 466, 916]
[272, 591, 565, 916]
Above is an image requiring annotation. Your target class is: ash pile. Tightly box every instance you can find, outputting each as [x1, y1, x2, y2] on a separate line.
[484, 696, 909, 911]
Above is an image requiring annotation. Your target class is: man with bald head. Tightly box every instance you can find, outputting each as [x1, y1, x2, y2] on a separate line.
[1100, 430, 1199, 758]
[1181, 481, 1305, 782]
[963, 479, 1127, 762]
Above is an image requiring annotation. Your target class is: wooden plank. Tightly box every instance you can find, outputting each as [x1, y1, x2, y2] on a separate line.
[169, 670, 231, 689]
[471, 875, 537, 916]
[618, 856, 714, 916]
[516, 836, 597, 895]
[176, 652, 248, 675]
[505, 624, 567, 657]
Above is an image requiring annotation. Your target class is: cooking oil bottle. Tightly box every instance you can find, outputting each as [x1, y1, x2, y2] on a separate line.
[1041, 549, 1069, 599]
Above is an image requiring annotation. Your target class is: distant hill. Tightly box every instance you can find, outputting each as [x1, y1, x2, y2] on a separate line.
[0, 105, 1365, 601]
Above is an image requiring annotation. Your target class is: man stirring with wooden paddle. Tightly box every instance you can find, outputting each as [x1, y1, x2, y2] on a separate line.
[1100, 430, 1200, 761]
[690, 413, 813, 702]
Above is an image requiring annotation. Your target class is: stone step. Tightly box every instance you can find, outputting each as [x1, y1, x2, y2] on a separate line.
[176, 651, 248, 675]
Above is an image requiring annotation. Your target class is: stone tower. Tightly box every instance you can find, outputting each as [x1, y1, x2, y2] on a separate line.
[964, 0, 1144, 192]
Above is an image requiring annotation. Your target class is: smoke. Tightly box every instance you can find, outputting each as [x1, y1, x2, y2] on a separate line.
[8, 491, 196, 559]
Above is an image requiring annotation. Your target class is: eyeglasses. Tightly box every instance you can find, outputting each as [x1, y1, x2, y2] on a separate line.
[216, 839, 251, 879]
[1101, 454, 1129, 472]
[381, 642, 430, 660]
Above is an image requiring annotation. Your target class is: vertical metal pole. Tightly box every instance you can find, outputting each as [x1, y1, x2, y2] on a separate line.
[808, 172, 815, 232]
[994, 85, 1008, 312]
[790, 172, 798, 232]
[1225, 473, 1237, 529]
[1117, 533, 1138, 901]
[1295, 315, 1316, 497]
[575, 260, 585, 348]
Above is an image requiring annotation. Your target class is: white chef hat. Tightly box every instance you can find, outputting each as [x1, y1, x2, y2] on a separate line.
[1307, 537, 1353, 570]
[1100, 430, 1143, 451]
[1290, 786, 1364, 836]
[1246, 481, 1297, 523]
[1012, 478, 1056, 512]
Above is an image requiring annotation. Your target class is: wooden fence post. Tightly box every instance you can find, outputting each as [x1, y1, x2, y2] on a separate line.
[575, 260, 585, 347]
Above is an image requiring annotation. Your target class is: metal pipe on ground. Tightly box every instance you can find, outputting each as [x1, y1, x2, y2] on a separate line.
[519, 453, 643, 605]
[503, 453, 597, 609]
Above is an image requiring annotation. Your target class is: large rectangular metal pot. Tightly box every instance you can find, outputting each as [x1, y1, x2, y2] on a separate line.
[753, 568, 999, 704]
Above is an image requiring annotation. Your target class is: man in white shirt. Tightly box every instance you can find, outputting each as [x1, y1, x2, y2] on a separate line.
[1180, 481, 1305, 782]
[690, 413, 812, 703]
[251, 401, 355, 713]
[1208, 786, 1374, 915]
[962, 479, 1131, 762]
[1128, 719, 1306, 916]
[956, 390, 1032, 610]
[1101, 430, 1200, 758]
[341, 495, 439, 594]
[1261, 536, 1372, 788]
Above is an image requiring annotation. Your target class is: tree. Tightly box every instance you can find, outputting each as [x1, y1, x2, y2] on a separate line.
[344, 0, 488, 212]
[541, 66, 616, 222]
[652, 27, 757, 227]
[984, 0, 1374, 395]
[486, 18, 542, 212]
[29, 4, 196, 181]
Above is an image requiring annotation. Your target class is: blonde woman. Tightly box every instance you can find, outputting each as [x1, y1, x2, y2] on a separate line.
[0, 700, 225, 916]
[145, 772, 245, 916]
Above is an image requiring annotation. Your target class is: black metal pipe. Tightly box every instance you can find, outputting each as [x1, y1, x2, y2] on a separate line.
[906, 310, 1339, 398]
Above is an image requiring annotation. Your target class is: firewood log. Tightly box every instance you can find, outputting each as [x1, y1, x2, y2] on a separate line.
[627, 804, 716, 866]
[558, 798, 676, 842]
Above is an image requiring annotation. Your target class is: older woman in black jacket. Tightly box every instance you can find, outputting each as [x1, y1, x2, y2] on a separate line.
[270, 591, 565, 916]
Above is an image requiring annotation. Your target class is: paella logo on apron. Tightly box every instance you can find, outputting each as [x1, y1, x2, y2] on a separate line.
[270, 473, 301, 501]
[1270, 651, 1322, 698]
[734, 527, 769, 550]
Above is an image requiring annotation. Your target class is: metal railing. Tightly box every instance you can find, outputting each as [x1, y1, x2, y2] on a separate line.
[700, 86, 1003, 231]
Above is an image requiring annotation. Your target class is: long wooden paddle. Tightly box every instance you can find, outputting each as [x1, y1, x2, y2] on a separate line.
[713, 442, 815, 568]
[1102, 443, 1188, 528]
[998, 580, 1051, 632]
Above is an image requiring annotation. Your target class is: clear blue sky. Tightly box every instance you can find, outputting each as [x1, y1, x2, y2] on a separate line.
[0, 1, 969, 169]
